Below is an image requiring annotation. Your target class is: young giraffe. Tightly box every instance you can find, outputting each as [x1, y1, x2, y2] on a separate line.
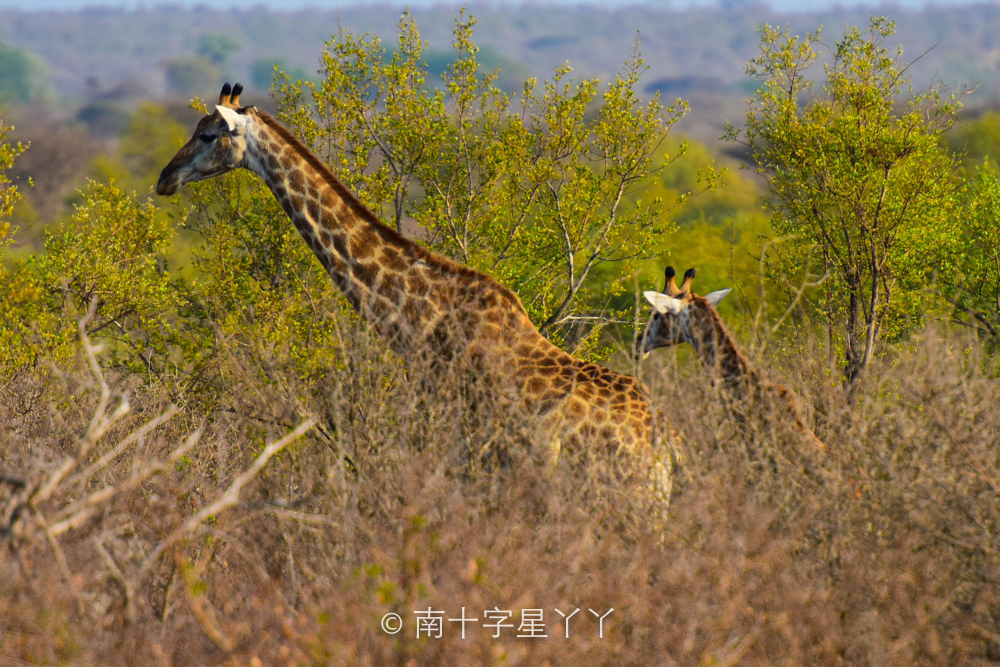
[640, 266, 825, 450]
[157, 83, 676, 515]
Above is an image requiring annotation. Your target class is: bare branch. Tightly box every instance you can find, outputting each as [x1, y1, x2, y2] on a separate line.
[136, 420, 315, 580]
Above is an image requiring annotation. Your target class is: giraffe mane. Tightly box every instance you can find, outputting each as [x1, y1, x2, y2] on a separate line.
[690, 293, 755, 374]
[254, 110, 532, 319]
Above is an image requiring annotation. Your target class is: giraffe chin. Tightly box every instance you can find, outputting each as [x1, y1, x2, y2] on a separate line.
[155, 83, 678, 525]
[156, 166, 184, 195]
[156, 179, 178, 196]
[157, 168, 210, 195]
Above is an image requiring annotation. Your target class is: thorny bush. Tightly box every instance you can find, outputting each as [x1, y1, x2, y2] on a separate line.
[2, 311, 999, 665]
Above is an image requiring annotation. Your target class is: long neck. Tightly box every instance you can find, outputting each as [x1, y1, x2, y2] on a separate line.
[688, 307, 758, 391]
[240, 111, 428, 346]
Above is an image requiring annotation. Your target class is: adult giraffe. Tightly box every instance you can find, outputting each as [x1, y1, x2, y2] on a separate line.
[157, 83, 677, 517]
[640, 266, 825, 450]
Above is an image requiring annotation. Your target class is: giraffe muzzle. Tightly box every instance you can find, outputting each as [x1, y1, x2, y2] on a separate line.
[156, 167, 180, 196]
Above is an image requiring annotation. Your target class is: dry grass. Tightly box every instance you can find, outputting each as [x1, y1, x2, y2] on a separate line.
[2, 312, 999, 666]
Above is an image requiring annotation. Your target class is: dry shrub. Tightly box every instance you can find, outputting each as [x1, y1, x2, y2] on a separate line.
[2, 315, 999, 666]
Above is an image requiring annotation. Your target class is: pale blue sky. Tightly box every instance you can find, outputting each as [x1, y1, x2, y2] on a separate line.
[0, 0, 992, 11]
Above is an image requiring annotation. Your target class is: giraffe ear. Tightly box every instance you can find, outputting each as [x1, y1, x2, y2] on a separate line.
[643, 291, 685, 315]
[704, 288, 732, 308]
[215, 105, 247, 134]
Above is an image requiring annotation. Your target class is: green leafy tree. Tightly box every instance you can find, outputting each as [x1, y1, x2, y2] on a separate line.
[91, 102, 189, 195]
[164, 57, 220, 96]
[728, 18, 964, 383]
[0, 116, 27, 247]
[35, 182, 182, 379]
[0, 40, 48, 105]
[0, 117, 57, 377]
[0, 143, 175, 380]
[178, 168, 352, 397]
[197, 33, 240, 67]
[250, 57, 312, 91]
[273, 10, 705, 354]
[946, 163, 1000, 349]
[941, 110, 1000, 172]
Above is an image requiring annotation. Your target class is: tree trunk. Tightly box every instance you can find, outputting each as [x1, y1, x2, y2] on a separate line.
[845, 271, 863, 388]
[861, 268, 881, 372]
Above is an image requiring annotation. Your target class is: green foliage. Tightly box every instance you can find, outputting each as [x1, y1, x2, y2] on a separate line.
[0, 254, 68, 378]
[3, 169, 189, 382]
[250, 57, 312, 90]
[942, 110, 1000, 169]
[164, 57, 220, 96]
[178, 170, 351, 393]
[0, 117, 57, 378]
[273, 9, 700, 354]
[625, 137, 758, 293]
[730, 17, 964, 382]
[35, 181, 182, 377]
[0, 117, 27, 247]
[0, 40, 48, 105]
[422, 46, 533, 94]
[945, 163, 1000, 349]
[197, 33, 240, 67]
[91, 102, 189, 196]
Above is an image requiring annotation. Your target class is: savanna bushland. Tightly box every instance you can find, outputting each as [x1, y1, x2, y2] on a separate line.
[2, 12, 999, 666]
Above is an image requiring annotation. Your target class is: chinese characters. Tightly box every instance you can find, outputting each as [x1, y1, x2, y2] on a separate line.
[381, 607, 614, 639]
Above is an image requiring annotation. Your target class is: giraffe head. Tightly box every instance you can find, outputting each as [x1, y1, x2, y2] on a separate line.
[156, 82, 255, 196]
[637, 266, 732, 358]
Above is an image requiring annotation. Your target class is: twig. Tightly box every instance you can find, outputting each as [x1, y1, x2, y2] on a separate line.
[159, 563, 178, 625]
[70, 406, 181, 486]
[261, 505, 339, 526]
[713, 617, 764, 667]
[34, 300, 131, 505]
[48, 429, 201, 537]
[35, 508, 85, 617]
[0, 473, 25, 488]
[136, 420, 315, 581]
[94, 537, 135, 623]
[33, 393, 130, 505]
[174, 550, 234, 652]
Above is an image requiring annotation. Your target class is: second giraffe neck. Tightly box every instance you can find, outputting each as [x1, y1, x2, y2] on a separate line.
[690, 308, 758, 391]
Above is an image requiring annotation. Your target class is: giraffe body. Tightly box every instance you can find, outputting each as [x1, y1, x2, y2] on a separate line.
[641, 267, 825, 450]
[157, 84, 675, 517]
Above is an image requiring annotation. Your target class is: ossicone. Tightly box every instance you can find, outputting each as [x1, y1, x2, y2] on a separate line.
[664, 265, 681, 296]
[679, 267, 696, 294]
[218, 82, 245, 109]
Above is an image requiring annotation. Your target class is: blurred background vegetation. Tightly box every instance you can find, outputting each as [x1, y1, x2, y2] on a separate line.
[2, 3, 1000, 664]
[2, 0, 998, 476]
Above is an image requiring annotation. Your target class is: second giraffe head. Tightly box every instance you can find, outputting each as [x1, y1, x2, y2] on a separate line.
[637, 266, 732, 358]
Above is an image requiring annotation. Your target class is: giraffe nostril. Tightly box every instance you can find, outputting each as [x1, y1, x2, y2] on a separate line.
[156, 171, 177, 196]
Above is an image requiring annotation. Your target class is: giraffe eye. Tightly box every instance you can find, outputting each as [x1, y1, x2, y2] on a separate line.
[199, 133, 216, 144]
